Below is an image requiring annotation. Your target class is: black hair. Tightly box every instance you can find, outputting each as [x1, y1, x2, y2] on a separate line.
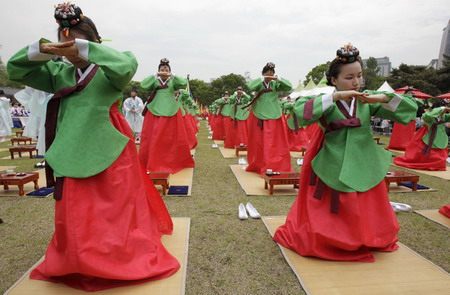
[58, 16, 102, 43]
[325, 57, 363, 86]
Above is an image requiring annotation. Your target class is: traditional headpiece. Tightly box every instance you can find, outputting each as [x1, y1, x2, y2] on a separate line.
[262, 62, 275, 74]
[158, 58, 171, 71]
[335, 43, 360, 63]
[237, 86, 243, 91]
[54, 2, 84, 38]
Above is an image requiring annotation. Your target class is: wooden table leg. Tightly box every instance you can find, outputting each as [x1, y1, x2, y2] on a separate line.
[29, 151, 33, 158]
[10, 152, 14, 160]
[386, 180, 390, 192]
[412, 182, 417, 191]
[269, 184, 274, 195]
[4, 184, 9, 190]
[18, 151, 22, 158]
[18, 185, 24, 196]
[33, 180, 39, 190]
[162, 182, 167, 195]
[235, 150, 239, 157]
[264, 181, 268, 189]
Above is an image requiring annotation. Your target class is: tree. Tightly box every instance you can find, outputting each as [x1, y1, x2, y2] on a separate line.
[0, 57, 24, 89]
[362, 57, 384, 90]
[387, 64, 440, 96]
[435, 54, 450, 93]
[188, 79, 213, 106]
[303, 62, 330, 86]
[210, 73, 248, 100]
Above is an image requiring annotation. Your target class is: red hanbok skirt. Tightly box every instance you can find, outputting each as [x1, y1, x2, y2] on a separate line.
[184, 114, 198, 150]
[212, 114, 226, 140]
[140, 110, 195, 174]
[393, 126, 448, 171]
[274, 129, 399, 262]
[224, 119, 248, 148]
[387, 121, 416, 151]
[245, 111, 292, 175]
[439, 205, 450, 218]
[30, 103, 180, 291]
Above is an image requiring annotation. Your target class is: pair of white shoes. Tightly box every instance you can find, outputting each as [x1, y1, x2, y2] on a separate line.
[238, 157, 248, 165]
[296, 158, 303, 166]
[211, 143, 218, 148]
[390, 202, 412, 213]
[239, 203, 261, 220]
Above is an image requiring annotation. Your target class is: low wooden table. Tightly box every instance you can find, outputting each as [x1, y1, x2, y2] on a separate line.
[235, 145, 247, 157]
[148, 172, 170, 195]
[9, 145, 37, 159]
[373, 137, 380, 144]
[15, 131, 23, 137]
[11, 137, 32, 145]
[263, 172, 300, 195]
[0, 172, 39, 196]
[385, 170, 420, 192]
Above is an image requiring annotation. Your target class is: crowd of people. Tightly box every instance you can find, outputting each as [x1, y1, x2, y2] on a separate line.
[1, 2, 449, 292]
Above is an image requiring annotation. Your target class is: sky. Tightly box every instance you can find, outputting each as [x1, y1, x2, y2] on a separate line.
[1, 0, 449, 88]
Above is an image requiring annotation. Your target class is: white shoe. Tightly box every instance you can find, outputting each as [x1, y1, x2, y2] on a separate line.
[246, 202, 261, 219]
[212, 143, 218, 148]
[296, 158, 303, 166]
[239, 203, 248, 220]
[390, 202, 412, 212]
[238, 157, 248, 165]
[446, 157, 450, 164]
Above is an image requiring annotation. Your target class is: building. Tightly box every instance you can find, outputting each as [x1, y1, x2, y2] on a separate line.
[437, 19, 450, 69]
[362, 57, 392, 77]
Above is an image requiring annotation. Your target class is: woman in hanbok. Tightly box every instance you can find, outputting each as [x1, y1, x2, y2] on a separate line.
[0, 90, 13, 142]
[123, 89, 144, 140]
[245, 62, 293, 175]
[7, 3, 179, 291]
[274, 44, 417, 262]
[224, 86, 250, 148]
[212, 92, 231, 141]
[394, 106, 450, 171]
[140, 58, 194, 173]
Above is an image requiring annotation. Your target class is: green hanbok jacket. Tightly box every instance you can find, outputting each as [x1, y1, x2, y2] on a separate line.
[141, 74, 187, 117]
[245, 77, 292, 120]
[7, 38, 136, 178]
[291, 92, 418, 193]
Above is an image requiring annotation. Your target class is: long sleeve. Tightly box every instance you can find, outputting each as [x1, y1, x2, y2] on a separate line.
[140, 75, 158, 92]
[75, 39, 137, 91]
[274, 77, 292, 92]
[172, 75, 188, 90]
[291, 94, 334, 126]
[7, 39, 68, 93]
[368, 92, 418, 125]
[246, 78, 264, 92]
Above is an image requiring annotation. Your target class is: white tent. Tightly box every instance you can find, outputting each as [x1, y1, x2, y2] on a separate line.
[377, 81, 395, 93]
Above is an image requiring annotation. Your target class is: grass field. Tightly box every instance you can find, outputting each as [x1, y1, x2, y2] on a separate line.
[0, 124, 449, 294]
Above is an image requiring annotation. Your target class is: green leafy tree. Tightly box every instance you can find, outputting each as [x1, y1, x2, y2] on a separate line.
[303, 62, 330, 86]
[188, 78, 213, 106]
[210, 73, 248, 100]
[362, 57, 384, 90]
[122, 81, 148, 101]
[0, 57, 24, 89]
[436, 54, 450, 93]
[388, 64, 440, 96]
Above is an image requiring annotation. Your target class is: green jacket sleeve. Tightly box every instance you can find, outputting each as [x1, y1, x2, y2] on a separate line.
[172, 75, 188, 90]
[367, 92, 418, 125]
[140, 75, 158, 92]
[78, 40, 137, 91]
[291, 94, 331, 126]
[274, 77, 292, 92]
[246, 78, 264, 92]
[7, 39, 69, 93]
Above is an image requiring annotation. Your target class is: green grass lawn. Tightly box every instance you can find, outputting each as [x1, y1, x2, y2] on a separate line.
[0, 125, 449, 294]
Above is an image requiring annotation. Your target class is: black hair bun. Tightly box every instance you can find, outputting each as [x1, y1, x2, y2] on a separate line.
[54, 3, 84, 28]
[336, 43, 360, 63]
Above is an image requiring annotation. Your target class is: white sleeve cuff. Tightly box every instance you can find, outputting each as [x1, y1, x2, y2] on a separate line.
[28, 40, 56, 61]
[381, 93, 402, 111]
[322, 93, 334, 112]
[75, 39, 89, 61]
